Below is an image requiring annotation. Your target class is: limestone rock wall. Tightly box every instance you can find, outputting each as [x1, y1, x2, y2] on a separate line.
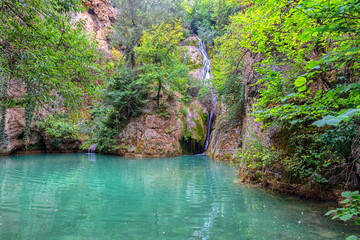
[0, 1, 114, 155]
[182, 36, 203, 80]
[206, 51, 264, 161]
[206, 108, 242, 161]
[115, 36, 212, 157]
[73, 0, 116, 55]
[117, 92, 184, 157]
[183, 99, 208, 153]
[117, 91, 209, 157]
[0, 108, 41, 154]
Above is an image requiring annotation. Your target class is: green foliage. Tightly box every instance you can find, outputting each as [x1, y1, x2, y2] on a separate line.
[0, 0, 100, 143]
[0, 73, 9, 144]
[37, 115, 79, 140]
[218, 73, 245, 121]
[237, 127, 280, 172]
[215, 0, 360, 128]
[197, 84, 213, 106]
[185, 0, 239, 44]
[321, 121, 358, 159]
[180, 106, 188, 117]
[135, 20, 188, 107]
[166, 125, 172, 135]
[326, 191, 360, 226]
[110, 0, 185, 66]
[155, 104, 171, 119]
[92, 67, 148, 153]
[215, 0, 360, 185]
[286, 128, 344, 183]
[346, 235, 359, 240]
[104, 68, 148, 129]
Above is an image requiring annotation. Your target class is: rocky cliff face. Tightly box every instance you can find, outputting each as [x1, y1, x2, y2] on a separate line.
[182, 36, 203, 80]
[1, 13, 212, 157]
[206, 108, 242, 161]
[74, 0, 116, 55]
[1, 1, 115, 155]
[116, 94, 209, 157]
[207, 51, 264, 161]
[117, 91, 184, 157]
[183, 99, 208, 154]
[1, 79, 40, 154]
[1, 108, 41, 154]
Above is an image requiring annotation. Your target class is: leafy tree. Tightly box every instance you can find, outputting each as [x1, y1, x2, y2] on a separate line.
[214, 0, 360, 183]
[185, 0, 239, 44]
[326, 191, 360, 240]
[110, 0, 185, 67]
[92, 66, 148, 153]
[135, 20, 188, 107]
[0, 0, 99, 144]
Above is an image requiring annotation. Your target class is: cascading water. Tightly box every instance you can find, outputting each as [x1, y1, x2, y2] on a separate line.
[197, 37, 212, 84]
[197, 37, 215, 153]
[88, 143, 97, 154]
[88, 143, 97, 162]
[203, 111, 213, 152]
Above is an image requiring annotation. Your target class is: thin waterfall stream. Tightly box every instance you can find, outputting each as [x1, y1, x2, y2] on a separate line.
[203, 111, 213, 152]
[197, 36, 216, 153]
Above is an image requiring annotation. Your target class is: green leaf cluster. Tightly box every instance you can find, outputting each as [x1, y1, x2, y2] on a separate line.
[110, 0, 186, 66]
[326, 190, 360, 236]
[0, 0, 100, 143]
[91, 67, 148, 153]
[213, 0, 360, 185]
[184, 0, 239, 44]
[135, 20, 189, 106]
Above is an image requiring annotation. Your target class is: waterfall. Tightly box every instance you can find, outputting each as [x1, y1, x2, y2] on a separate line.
[197, 37, 212, 84]
[88, 143, 97, 154]
[197, 37, 215, 153]
[203, 111, 213, 152]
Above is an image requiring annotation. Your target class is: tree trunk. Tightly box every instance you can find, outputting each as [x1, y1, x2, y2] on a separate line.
[157, 79, 161, 108]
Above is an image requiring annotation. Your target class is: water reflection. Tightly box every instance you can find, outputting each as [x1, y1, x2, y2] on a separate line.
[0, 154, 358, 240]
[88, 153, 96, 163]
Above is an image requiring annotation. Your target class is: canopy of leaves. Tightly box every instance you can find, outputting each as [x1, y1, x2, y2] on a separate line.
[184, 0, 239, 44]
[0, 0, 100, 144]
[0, 0, 99, 110]
[110, 0, 186, 66]
[214, 0, 360, 184]
[216, 0, 360, 127]
[135, 20, 189, 102]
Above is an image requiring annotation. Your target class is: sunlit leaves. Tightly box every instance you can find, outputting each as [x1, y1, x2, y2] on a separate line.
[0, 0, 99, 112]
[294, 77, 307, 87]
[326, 190, 360, 233]
[135, 20, 189, 101]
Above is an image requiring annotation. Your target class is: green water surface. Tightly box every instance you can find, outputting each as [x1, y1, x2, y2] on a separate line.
[0, 154, 358, 239]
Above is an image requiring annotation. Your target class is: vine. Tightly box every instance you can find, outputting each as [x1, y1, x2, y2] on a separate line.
[24, 84, 35, 147]
[0, 73, 9, 145]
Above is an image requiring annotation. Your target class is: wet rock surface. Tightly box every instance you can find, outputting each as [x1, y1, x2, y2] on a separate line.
[117, 91, 209, 157]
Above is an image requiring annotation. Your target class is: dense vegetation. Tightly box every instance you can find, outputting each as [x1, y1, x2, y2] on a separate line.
[0, 0, 99, 145]
[215, 0, 360, 187]
[212, 1, 360, 235]
[1, 0, 359, 234]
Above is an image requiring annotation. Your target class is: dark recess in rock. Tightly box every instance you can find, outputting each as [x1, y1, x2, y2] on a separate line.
[88, 8, 95, 15]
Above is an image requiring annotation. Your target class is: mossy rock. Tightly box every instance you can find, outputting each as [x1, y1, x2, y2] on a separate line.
[184, 38, 199, 47]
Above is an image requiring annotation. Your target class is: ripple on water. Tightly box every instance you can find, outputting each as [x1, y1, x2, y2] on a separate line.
[0, 153, 358, 240]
